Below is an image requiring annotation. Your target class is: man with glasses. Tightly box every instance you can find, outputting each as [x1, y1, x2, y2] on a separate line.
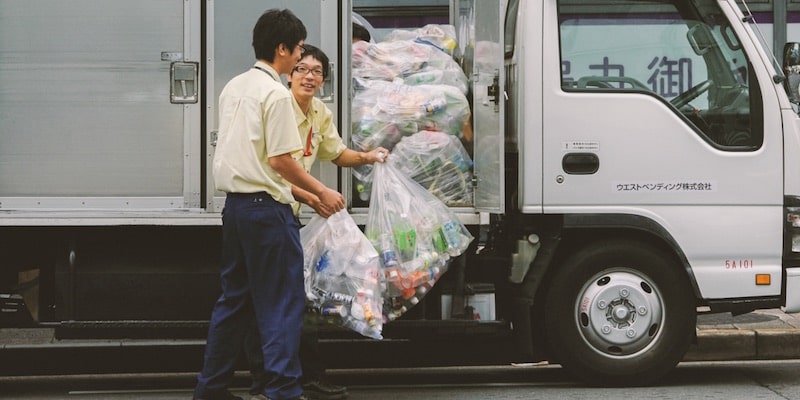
[287, 44, 387, 217]
[245, 44, 387, 400]
[195, 10, 344, 400]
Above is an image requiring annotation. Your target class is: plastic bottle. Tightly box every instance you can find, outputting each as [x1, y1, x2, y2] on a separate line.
[402, 293, 420, 309]
[418, 266, 440, 286]
[403, 267, 439, 288]
[379, 233, 399, 268]
[416, 278, 436, 297]
[386, 305, 407, 321]
[356, 182, 371, 202]
[432, 224, 449, 253]
[398, 258, 423, 274]
[313, 287, 354, 306]
[420, 95, 447, 115]
[417, 251, 439, 268]
[442, 219, 466, 255]
[352, 288, 377, 327]
[321, 304, 348, 318]
[422, 157, 444, 177]
[357, 115, 375, 139]
[404, 69, 443, 86]
[392, 213, 417, 261]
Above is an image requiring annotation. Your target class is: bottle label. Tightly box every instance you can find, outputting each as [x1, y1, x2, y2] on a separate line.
[393, 227, 417, 256]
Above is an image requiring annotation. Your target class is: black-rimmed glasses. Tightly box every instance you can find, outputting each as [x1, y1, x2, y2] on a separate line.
[293, 64, 324, 77]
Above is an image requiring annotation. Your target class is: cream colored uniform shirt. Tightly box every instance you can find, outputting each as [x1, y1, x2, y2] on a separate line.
[213, 62, 303, 204]
[290, 96, 347, 215]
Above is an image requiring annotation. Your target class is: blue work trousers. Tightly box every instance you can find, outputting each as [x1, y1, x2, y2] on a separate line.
[194, 192, 304, 400]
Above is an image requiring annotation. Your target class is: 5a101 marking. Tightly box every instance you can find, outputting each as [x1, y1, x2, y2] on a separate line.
[725, 259, 754, 269]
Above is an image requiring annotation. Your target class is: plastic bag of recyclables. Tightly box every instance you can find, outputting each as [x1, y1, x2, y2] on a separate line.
[365, 160, 474, 321]
[351, 79, 470, 153]
[349, 79, 471, 195]
[389, 130, 474, 207]
[301, 210, 383, 339]
[350, 24, 471, 195]
[352, 38, 467, 95]
[382, 24, 459, 57]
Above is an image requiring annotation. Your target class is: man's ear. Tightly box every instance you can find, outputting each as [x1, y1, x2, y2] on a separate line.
[277, 43, 288, 56]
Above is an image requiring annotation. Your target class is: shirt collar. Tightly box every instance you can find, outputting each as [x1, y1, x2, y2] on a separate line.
[252, 61, 281, 82]
[291, 95, 317, 127]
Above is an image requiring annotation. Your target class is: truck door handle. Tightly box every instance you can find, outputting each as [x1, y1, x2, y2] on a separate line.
[562, 153, 599, 175]
[170, 61, 199, 104]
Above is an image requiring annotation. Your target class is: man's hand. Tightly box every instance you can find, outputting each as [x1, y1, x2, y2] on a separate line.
[315, 187, 344, 217]
[365, 147, 389, 164]
[270, 153, 344, 216]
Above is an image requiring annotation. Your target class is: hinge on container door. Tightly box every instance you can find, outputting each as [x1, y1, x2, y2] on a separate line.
[319, 62, 335, 103]
[487, 70, 500, 112]
[471, 174, 479, 205]
[210, 130, 218, 147]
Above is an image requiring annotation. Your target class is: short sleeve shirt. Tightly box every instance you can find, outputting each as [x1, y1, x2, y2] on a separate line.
[291, 96, 347, 172]
[212, 62, 303, 204]
[290, 96, 347, 215]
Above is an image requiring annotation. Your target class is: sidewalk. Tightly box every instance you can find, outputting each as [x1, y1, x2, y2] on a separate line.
[687, 308, 800, 361]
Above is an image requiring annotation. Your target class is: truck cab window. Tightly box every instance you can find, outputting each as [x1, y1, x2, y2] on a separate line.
[557, 0, 763, 150]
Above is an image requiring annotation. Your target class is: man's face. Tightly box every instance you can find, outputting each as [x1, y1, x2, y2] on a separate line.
[274, 40, 305, 75]
[290, 55, 324, 101]
[292, 42, 305, 65]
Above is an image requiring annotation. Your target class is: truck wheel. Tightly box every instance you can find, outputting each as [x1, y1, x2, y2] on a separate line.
[543, 240, 695, 386]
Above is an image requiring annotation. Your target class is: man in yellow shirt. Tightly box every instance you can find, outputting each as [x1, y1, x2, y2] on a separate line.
[289, 44, 387, 217]
[195, 10, 343, 400]
[246, 44, 386, 400]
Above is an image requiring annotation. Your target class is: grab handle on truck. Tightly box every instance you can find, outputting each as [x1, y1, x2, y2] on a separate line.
[562, 153, 599, 175]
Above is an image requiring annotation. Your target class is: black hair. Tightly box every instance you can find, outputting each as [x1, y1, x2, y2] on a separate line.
[252, 9, 307, 62]
[353, 22, 371, 42]
[295, 44, 330, 79]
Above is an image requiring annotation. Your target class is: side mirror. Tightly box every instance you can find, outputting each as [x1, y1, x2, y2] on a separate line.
[783, 43, 800, 103]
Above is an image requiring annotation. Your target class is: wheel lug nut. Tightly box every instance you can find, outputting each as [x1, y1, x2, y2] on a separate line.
[598, 300, 607, 309]
[626, 329, 636, 338]
[620, 289, 629, 298]
[638, 306, 647, 315]
[602, 325, 612, 334]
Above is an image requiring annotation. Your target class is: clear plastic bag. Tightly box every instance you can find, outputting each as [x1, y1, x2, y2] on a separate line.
[365, 161, 474, 321]
[383, 24, 459, 57]
[352, 40, 467, 94]
[301, 210, 383, 339]
[351, 80, 470, 154]
[388, 130, 474, 207]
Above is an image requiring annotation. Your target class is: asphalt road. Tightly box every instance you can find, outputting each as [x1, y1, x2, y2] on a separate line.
[2, 360, 800, 400]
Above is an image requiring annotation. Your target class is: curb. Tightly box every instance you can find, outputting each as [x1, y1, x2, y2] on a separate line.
[686, 329, 800, 361]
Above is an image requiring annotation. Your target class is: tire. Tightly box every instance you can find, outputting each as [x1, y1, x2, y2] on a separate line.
[543, 240, 695, 386]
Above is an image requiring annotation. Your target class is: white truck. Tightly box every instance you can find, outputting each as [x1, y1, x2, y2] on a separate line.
[1, 0, 800, 385]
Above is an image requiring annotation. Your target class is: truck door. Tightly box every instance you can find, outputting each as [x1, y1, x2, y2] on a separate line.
[541, 0, 784, 299]
[0, 1, 203, 210]
[454, 0, 507, 213]
[207, 1, 341, 214]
